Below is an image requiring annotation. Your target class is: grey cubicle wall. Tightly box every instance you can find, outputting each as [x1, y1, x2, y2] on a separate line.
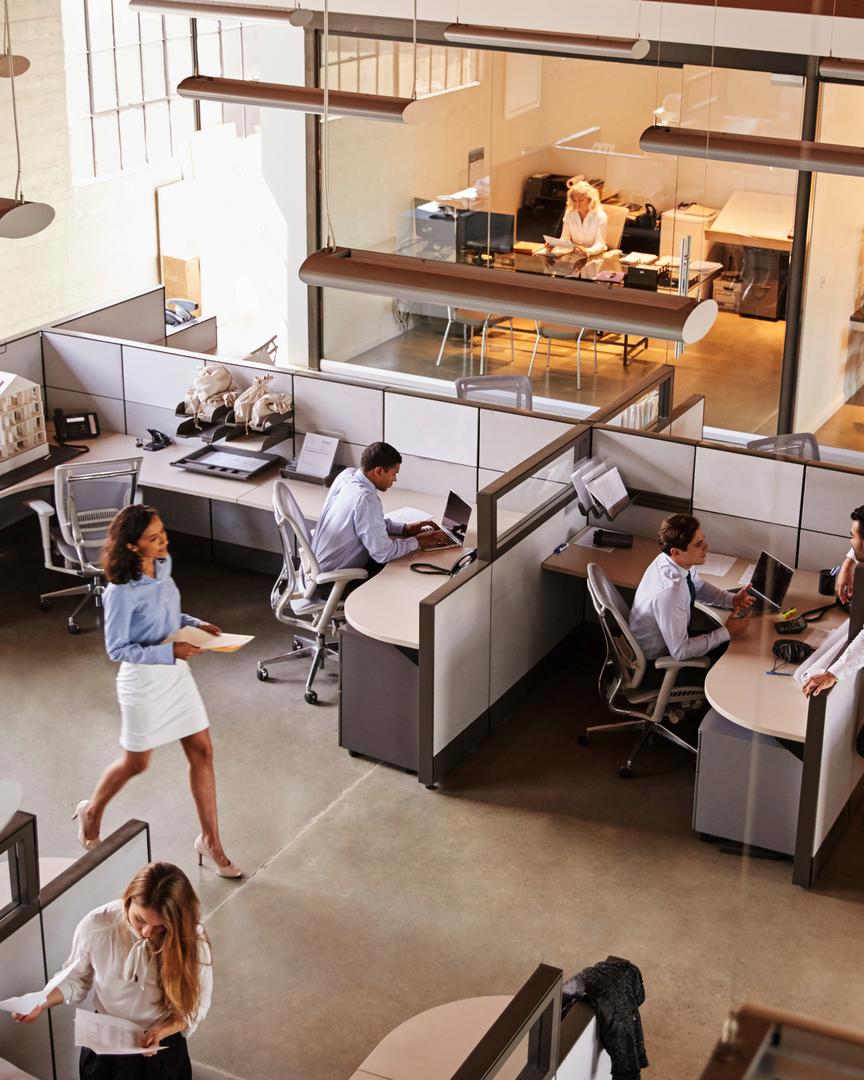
[165, 316, 218, 355]
[0, 331, 43, 388]
[53, 287, 166, 347]
[798, 458, 864, 569]
[666, 394, 705, 441]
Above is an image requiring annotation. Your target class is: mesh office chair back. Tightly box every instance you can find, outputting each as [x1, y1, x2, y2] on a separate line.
[746, 432, 820, 462]
[55, 457, 142, 572]
[586, 562, 648, 692]
[271, 479, 321, 617]
[454, 375, 533, 411]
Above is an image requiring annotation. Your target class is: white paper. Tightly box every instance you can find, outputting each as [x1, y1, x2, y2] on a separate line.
[574, 527, 614, 553]
[794, 623, 849, 685]
[166, 627, 254, 653]
[805, 626, 834, 648]
[541, 234, 575, 254]
[569, 457, 602, 510]
[585, 466, 629, 514]
[0, 991, 46, 1014]
[387, 506, 432, 525]
[296, 432, 338, 480]
[699, 553, 736, 578]
[74, 1009, 165, 1056]
[737, 562, 756, 587]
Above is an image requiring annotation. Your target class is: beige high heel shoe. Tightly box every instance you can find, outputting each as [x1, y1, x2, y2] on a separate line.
[73, 800, 100, 851]
[194, 834, 243, 879]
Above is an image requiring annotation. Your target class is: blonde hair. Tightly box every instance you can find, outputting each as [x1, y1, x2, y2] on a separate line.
[566, 179, 601, 214]
[123, 863, 209, 1024]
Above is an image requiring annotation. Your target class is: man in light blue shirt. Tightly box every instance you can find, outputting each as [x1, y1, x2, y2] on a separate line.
[312, 442, 446, 585]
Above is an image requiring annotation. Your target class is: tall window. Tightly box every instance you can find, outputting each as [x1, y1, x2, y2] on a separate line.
[322, 37, 478, 99]
[61, 0, 259, 181]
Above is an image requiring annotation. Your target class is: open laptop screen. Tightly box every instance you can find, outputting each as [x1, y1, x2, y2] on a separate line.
[442, 491, 471, 542]
[749, 550, 794, 610]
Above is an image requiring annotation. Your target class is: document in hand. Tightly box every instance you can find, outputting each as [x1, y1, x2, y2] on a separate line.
[75, 1009, 166, 1055]
[585, 466, 629, 517]
[165, 627, 254, 653]
[0, 991, 46, 1014]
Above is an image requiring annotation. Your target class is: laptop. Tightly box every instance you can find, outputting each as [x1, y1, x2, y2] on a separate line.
[745, 550, 795, 615]
[421, 491, 472, 549]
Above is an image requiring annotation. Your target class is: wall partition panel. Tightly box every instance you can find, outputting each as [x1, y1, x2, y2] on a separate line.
[397, 456, 478, 501]
[293, 373, 383, 447]
[0, 917, 52, 1079]
[797, 529, 848, 571]
[384, 392, 479, 467]
[689, 509, 798, 566]
[122, 345, 202, 411]
[801, 462, 864, 537]
[693, 446, 804, 528]
[45, 386, 127, 435]
[592, 428, 696, 500]
[0, 332, 43, 387]
[43, 333, 124, 399]
[479, 411, 574, 476]
[54, 288, 166, 346]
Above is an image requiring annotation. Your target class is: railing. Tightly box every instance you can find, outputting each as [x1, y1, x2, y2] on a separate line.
[0, 812, 39, 942]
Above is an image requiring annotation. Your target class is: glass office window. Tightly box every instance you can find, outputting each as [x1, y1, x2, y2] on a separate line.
[797, 82, 864, 455]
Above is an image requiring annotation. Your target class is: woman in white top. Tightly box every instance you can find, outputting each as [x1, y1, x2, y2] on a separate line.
[11, 862, 212, 1080]
[558, 179, 608, 258]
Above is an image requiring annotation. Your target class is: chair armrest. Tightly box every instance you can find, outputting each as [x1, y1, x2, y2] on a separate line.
[26, 499, 55, 517]
[655, 655, 711, 670]
[316, 568, 369, 585]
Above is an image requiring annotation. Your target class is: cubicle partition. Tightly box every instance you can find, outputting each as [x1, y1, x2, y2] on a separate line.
[0, 331, 43, 388]
[53, 287, 167, 347]
[0, 816, 151, 1080]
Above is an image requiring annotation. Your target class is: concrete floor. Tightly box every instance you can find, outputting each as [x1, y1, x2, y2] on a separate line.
[4, 536, 864, 1080]
[339, 310, 786, 436]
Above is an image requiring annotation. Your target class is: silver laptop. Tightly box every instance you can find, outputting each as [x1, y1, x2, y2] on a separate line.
[422, 491, 472, 549]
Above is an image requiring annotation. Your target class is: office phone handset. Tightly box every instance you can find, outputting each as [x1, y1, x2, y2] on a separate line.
[54, 408, 100, 442]
[410, 549, 477, 577]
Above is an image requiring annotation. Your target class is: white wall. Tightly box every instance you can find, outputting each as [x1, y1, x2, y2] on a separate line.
[796, 84, 864, 434]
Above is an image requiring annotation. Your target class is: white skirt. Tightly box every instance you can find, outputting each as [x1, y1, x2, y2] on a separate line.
[116, 660, 209, 752]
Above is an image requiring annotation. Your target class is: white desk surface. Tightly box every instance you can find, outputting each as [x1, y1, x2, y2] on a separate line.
[348, 995, 519, 1080]
[542, 536, 845, 742]
[4, 433, 473, 650]
[705, 190, 795, 254]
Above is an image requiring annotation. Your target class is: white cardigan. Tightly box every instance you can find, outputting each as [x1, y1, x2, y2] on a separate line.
[560, 208, 608, 257]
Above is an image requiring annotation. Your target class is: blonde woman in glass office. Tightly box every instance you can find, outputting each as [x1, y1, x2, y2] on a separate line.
[74, 505, 241, 878]
[11, 862, 211, 1080]
[542, 179, 608, 263]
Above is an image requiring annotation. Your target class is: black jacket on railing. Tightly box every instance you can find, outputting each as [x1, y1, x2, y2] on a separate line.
[562, 956, 648, 1080]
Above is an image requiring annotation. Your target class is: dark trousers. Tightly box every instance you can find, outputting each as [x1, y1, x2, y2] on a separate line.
[79, 1033, 191, 1080]
[317, 556, 383, 601]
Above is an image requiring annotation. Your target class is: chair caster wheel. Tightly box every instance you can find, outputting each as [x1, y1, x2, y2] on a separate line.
[257, 667, 269, 682]
[67, 622, 80, 635]
[304, 690, 318, 705]
[39, 599, 51, 611]
[577, 733, 590, 746]
[618, 765, 633, 779]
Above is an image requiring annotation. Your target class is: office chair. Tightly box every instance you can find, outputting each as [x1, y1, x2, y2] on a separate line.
[256, 479, 368, 704]
[746, 433, 820, 462]
[454, 375, 533, 411]
[582, 562, 708, 778]
[435, 307, 515, 373]
[528, 323, 598, 389]
[27, 457, 142, 634]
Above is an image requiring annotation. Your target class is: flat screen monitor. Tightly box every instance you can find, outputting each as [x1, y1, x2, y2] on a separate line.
[457, 211, 515, 255]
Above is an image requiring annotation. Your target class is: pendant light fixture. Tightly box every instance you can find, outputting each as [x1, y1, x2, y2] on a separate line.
[0, 54, 29, 76]
[0, 0, 54, 239]
[818, 57, 864, 82]
[442, 23, 650, 61]
[129, 0, 312, 24]
[639, 124, 864, 178]
[299, 248, 718, 344]
[176, 75, 429, 123]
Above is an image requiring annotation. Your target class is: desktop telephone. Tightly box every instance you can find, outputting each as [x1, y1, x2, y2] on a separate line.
[54, 408, 100, 442]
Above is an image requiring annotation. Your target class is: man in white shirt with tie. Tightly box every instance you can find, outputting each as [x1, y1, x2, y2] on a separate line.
[311, 442, 446, 594]
[629, 514, 753, 686]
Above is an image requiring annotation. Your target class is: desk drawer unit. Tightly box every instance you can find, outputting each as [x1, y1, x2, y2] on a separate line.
[693, 709, 801, 855]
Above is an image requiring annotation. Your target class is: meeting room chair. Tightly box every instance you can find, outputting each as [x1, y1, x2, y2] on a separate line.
[746, 432, 820, 461]
[528, 323, 598, 388]
[436, 307, 515, 373]
[256, 479, 368, 705]
[582, 562, 708, 778]
[454, 375, 533, 411]
[27, 456, 142, 634]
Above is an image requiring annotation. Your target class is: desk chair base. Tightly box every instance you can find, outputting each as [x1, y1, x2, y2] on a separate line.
[38, 578, 105, 634]
[578, 715, 697, 779]
[256, 627, 340, 705]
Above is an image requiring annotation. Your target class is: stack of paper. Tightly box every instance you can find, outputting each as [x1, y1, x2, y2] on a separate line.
[585, 466, 629, 517]
[165, 627, 254, 653]
[75, 1009, 165, 1056]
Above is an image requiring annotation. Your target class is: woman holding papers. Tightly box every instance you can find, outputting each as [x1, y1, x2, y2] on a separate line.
[11, 862, 211, 1079]
[542, 179, 608, 259]
[74, 505, 241, 878]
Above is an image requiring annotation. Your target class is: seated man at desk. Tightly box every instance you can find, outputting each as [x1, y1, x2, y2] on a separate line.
[629, 514, 753, 685]
[833, 504, 864, 604]
[312, 442, 446, 592]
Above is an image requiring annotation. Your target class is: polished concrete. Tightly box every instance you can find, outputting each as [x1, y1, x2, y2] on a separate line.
[339, 310, 786, 436]
[4, 536, 864, 1080]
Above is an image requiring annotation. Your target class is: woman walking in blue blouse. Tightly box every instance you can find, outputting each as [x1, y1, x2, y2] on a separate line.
[74, 505, 242, 878]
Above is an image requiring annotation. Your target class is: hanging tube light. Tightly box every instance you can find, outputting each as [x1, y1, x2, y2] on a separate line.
[443, 23, 650, 61]
[640, 124, 864, 178]
[818, 57, 864, 82]
[299, 248, 717, 344]
[129, 0, 313, 24]
[177, 74, 429, 123]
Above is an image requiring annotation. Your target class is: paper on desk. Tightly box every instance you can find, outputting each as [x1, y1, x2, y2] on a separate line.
[574, 528, 614, 553]
[296, 432, 338, 480]
[0, 992, 46, 1014]
[737, 563, 756, 587]
[74, 1009, 165, 1056]
[387, 506, 432, 525]
[542, 234, 574, 251]
[699, 553, 736, 578]
[794, 623, 849, 685]
[585, 467, 629, 515]
[805, 626, 834, 648]
[165, 627, 254, 653]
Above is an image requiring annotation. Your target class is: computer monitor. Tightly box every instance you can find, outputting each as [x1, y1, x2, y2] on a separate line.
[457, 211, 515, 255]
